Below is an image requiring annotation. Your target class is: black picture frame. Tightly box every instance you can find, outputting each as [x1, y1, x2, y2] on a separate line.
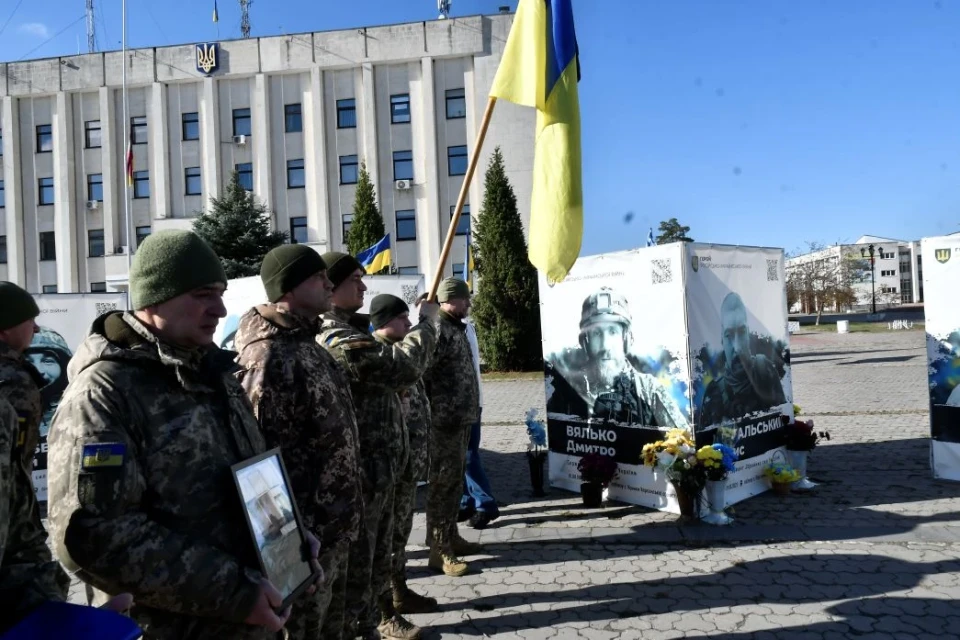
[231, 448, 318, 610]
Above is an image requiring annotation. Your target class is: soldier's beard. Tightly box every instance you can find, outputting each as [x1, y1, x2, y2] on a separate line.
[594, 358, 625, 388]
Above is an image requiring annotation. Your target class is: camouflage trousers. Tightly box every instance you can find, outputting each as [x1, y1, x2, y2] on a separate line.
[425, 424, 470, 553]
[345, 481, 396, 633]
[301, 539, 350, 640]
[391, 427, 430, 589]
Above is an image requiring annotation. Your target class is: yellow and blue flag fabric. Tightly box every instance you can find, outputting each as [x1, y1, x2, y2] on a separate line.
[213, 1, 219, 23]
[465, 233, 476, 291]
[489, 0, 582, 283]
[357, 234, 392, 273]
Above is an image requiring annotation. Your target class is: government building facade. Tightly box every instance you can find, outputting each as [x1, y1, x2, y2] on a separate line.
[0, 10, 533, 293]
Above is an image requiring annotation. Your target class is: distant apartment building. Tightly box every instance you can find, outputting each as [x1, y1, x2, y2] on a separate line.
[0, 10, 533, 294]
[785, 235, 923, 313]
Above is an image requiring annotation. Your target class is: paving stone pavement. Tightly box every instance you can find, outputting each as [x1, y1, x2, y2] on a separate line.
[61, 328, 960, 638]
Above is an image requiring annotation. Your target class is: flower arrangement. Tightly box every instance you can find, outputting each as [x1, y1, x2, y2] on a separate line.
[780, 415, 830, 451]
[696, 443, 739, 481]
[524, 408, 548, 453]
[763, 461, 801, 485]
[576, 452, 619, 487]
[640, 429, 707, 495]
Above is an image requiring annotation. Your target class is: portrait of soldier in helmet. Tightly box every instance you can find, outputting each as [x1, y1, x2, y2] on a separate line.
[24, 326, 73, 440]
[545, 287, 688, 428]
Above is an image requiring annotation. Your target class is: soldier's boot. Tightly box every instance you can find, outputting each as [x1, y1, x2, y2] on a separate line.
[393, 581, 438, 614]
[428, 547, 470, 577]
[452, 531, 483, 556]
[377, 595, 423, 640]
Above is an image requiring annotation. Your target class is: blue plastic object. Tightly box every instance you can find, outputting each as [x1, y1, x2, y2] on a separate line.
[2, 600, 142, 640]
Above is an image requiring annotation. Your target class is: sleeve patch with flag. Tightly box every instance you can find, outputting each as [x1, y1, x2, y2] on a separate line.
[81, 442, 127, 470]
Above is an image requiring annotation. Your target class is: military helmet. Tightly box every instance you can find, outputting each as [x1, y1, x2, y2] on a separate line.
[579, 287, 631, 330]
[27, 327, 71, 355]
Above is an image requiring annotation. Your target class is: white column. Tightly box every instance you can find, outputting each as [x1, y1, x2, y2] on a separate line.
[358, 63, 379, 193]
[303, 68, 329, 246]
[911, 242, 921, 303]
[252, 74, 273, 218]
[199, 77, 221, 208]
[149, 82, 169, 219]
[99, 87, 118, 254]
[2, 96, 25, 285]
[53, 92, 78, 293]
[464, 58, 481, 224]
[414, 56, 441, 276]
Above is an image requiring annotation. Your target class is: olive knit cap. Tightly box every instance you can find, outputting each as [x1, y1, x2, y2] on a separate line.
[437, 278, 470, 302]
[370, 294, 409, 329]
[261, 245, 327, 303]
[321, 252, 366, 289]
[0, 281, 39, 331]
[129, 230, 227, 310]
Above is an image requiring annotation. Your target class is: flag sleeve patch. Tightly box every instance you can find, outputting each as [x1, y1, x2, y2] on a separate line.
[81, 442, 127, 470]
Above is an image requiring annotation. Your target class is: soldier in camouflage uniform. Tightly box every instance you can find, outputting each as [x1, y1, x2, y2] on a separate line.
[0, 283, 70, 632]
[369, 294, 438, 615]
[48, 231, 321, 640]
[235, 245, 365, 640]
[318, 253, 438, 640]
[422, 279, 482, 577]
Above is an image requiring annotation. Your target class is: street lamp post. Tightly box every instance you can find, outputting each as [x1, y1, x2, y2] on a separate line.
[860, 244, 883, 315]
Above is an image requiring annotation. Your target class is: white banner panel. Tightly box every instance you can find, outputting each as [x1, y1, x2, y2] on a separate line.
[214, 273, 426, 349]
[684, 243, 792, 505]
[29, 293, 128, 501]
[539, 245, 692, 511]
[921, 235, 960, 480]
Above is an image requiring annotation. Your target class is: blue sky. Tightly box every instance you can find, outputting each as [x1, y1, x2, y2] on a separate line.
[0, 0, 957, 256]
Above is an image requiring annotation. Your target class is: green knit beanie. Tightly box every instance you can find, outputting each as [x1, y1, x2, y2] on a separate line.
[437, 278, 470, 302]
[261, 244, 327, 303]
[321, 252, 366, 289]
[0, 281, 40, 330]
[129, 230, 227, 310]
[370, 294, 409, 329]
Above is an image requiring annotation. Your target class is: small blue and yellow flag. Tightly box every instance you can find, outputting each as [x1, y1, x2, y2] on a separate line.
[213, 0, 219, 23]
[489, 0, 582, 283]
[81, 442, 126, 470]
[357, 234, 392, 273]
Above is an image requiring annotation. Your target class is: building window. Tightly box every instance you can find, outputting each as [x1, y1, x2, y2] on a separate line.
[36, 124, 53, 153]
[0, 180, 4, 208]
[233, 108, 251, 137]
[136, 225, 151, 248]
[336, 98, 356, 128]
[342, 214, 353, 244]
[339, 155, 359, 185]
[39, 232, 56, 261]
[88, 228, 105, 257]
[397, 266, 418, 275]
[87, 174, 103, 202]
[880, 269, 896, 277]
[881, 251, 896, 260]
[235, 163, 253, 191]
[452, 262, 465, 279]
[0, 129, 3, 154]
[42, 285, 57, 294]
[448, 145, 468, 176]
[290, 216, 308, 244]
[396, 210, 416, 241]
[182, 112, 200, 140]
[0, 236, 6, 264]
[285, 103, 302, 133]
[287, 159, 305, 189]
[393, 150, 413, 181]
[446, 88, 466, 119]
[90, 281, 107, 293]
[450, 204, 470, 236]
[133, 171, 150, 199]
[185, 167, 202, 195]
[131, 116, 148, 145]
[85, 120, 102, 148]
[391, 94, 411, 124]
[38, 177, 54, 205]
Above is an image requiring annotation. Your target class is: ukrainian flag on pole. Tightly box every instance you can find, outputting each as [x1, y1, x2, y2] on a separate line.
[465, 233, 476, 291]
[357, 234, 392, 273]
[489, 0, 582, 284]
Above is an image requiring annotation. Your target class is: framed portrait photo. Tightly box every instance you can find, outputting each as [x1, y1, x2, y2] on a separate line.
[231, 448, 318, 609]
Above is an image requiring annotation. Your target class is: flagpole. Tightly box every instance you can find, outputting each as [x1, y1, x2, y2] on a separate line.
[427, 96, 497, 301]
[122, 0, 133, 304]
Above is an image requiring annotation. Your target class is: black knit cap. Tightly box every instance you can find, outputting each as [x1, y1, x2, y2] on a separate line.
[321, 252, 366, 289]
[370, 294, 409, 329]
[261, 245, 327, 303]
[0, 281, 39, 331]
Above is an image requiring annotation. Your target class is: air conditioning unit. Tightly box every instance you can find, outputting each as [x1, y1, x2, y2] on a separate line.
[395, 179, 411, 190]
[233, 134, 247, 145]
[85, 200, 99, 210]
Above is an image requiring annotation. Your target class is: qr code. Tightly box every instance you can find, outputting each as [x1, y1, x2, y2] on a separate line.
[766, 259, 779, 282]
[651, 259, 672, 284]
[95, 302, 118, 317]
[401, 285, 419, 305]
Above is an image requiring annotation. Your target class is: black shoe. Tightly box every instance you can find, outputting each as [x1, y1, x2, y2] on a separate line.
[468, 512, 492, 530]
[457, 505, 476, 523]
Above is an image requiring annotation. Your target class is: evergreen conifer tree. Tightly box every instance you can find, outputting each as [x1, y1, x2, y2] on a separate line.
[347, 161, 388, 273]
[192, 171, 286, 278]
[471, 147, 542, 371]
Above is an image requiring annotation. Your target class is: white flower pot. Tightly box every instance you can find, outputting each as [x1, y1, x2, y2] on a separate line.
[701, 479, 733, 525]
[786, 449, 817, 491]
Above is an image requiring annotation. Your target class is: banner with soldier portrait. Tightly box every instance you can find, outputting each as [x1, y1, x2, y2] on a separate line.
[922, 235, 960, 481]
[30, 292, 128, 502]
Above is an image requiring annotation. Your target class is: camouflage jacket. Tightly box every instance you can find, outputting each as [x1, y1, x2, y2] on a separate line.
[423, 312, 480, 429]
[0, 397, 69, 634]
[234, 304, 364, 550]
[374, 333, 432, 454]
[47, 311, 273, 640]
[0, 342, 44, 469]
[318, 307, 436, 489]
